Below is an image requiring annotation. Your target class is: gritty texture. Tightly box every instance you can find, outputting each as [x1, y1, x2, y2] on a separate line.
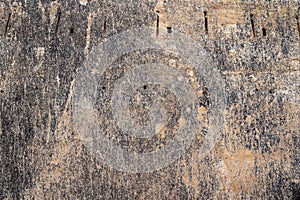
[0, 0, 299, 199]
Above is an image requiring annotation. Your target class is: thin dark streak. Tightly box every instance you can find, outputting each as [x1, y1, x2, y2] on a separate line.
[156, 11, 159, 36]
[4, 13, 11, 37]
[103, 18, 106, 33]
[296, 15, 300, 37]
[250, 13, 256, 38]
[55, 7, 61, 37]
[204, 11, 208, 34]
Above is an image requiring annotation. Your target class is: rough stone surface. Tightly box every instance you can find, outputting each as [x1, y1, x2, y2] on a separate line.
[0, 0, 299, 199]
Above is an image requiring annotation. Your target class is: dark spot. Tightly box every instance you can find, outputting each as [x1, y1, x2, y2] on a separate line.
[204, 11, 208, 34]
[167, 27, 172, 33]
[262, 28, 267, 36]
[70, 27, 75, 34]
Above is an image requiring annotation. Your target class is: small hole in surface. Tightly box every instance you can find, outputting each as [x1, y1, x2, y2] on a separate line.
[143, 85, 147, 90]
[167, 27, 172, 33]
[70, 27, 74, 34]
[204, 11, 208, 34]
[262, 28, 267, 36]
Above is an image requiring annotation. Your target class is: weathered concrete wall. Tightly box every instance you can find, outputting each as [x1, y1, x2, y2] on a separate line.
[0, 0, 299, 199]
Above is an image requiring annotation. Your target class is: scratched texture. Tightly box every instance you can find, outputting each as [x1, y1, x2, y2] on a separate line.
[0, 0, 299, 199]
